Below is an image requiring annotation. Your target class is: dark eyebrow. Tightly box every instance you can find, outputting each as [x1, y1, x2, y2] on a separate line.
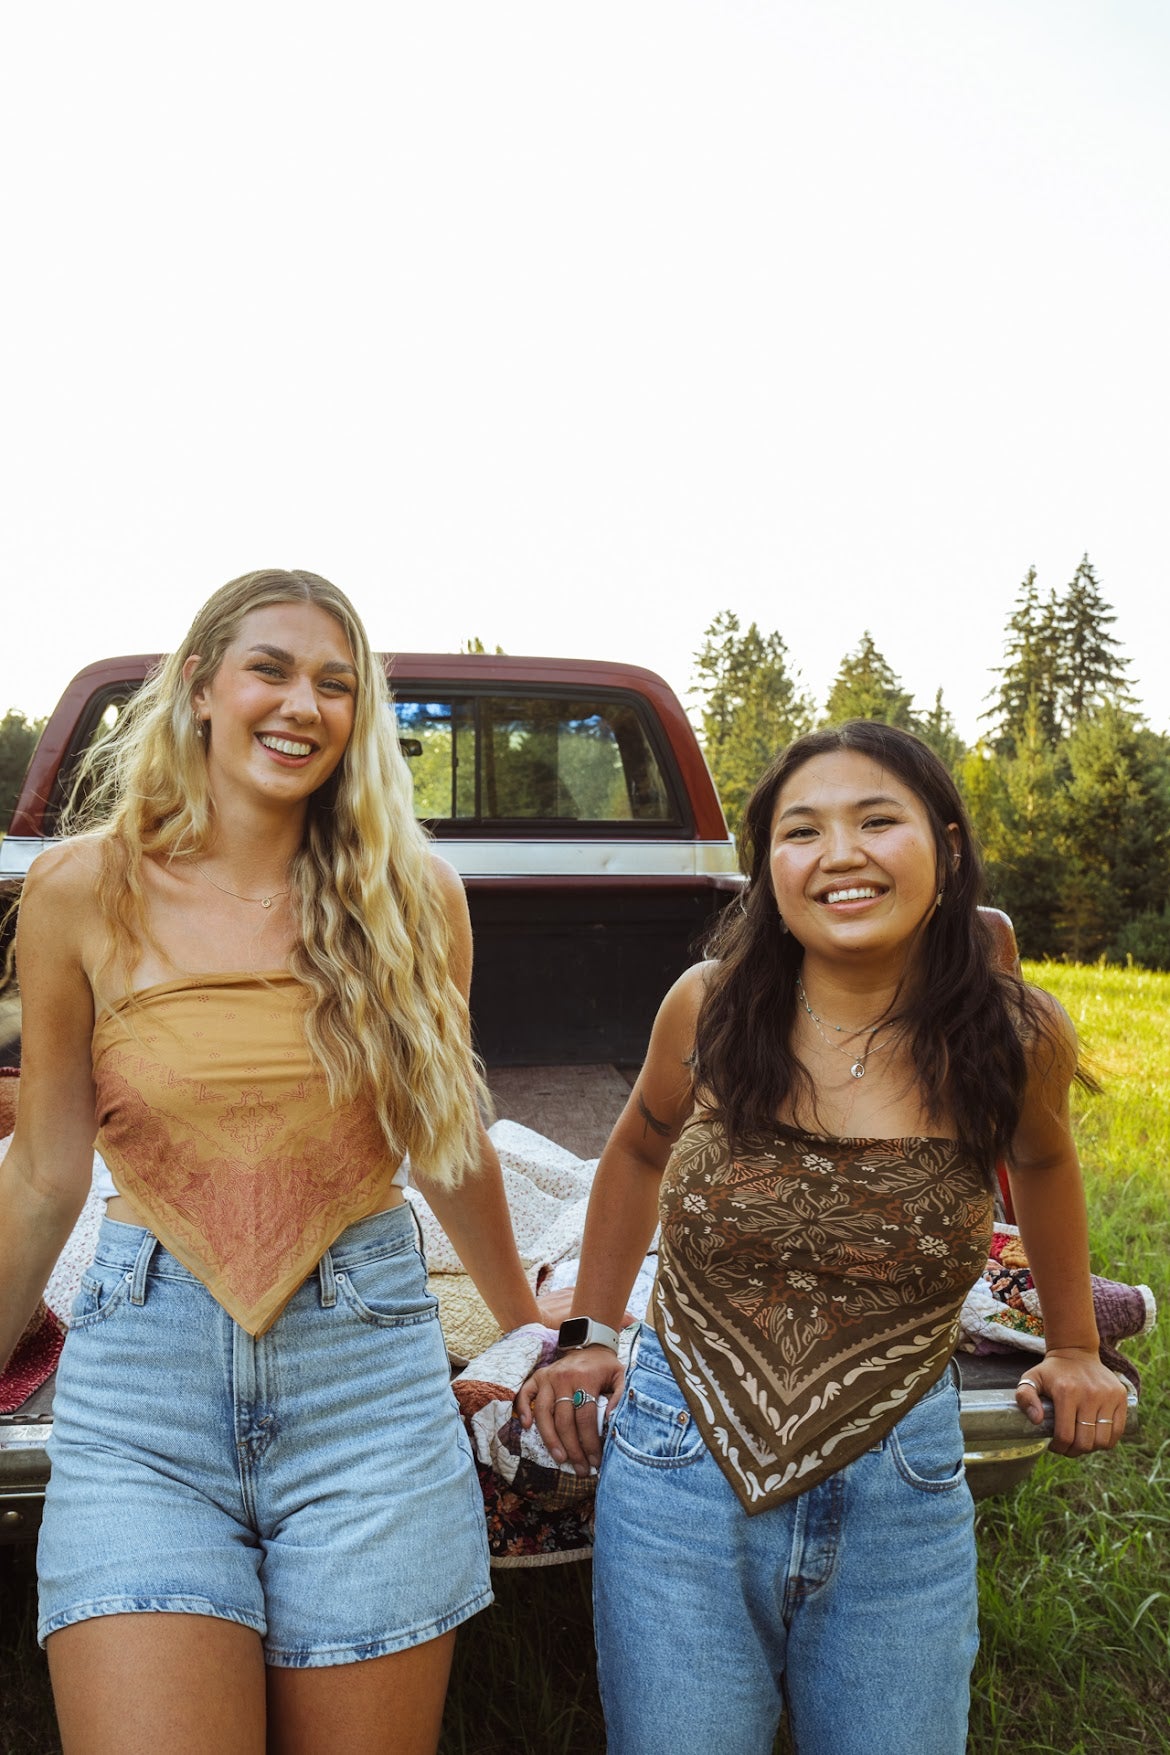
[776, 793, 904, 822]
[247, 643, 357, 678]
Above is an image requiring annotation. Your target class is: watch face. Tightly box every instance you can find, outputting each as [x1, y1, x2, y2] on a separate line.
[558, 1318, 591, 1348]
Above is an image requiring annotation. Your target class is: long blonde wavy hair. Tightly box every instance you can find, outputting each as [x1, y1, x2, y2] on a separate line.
[67, 567, 485, 1189]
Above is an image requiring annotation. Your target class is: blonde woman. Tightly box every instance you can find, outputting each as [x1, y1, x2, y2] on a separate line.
[0, 570, 541, 1755]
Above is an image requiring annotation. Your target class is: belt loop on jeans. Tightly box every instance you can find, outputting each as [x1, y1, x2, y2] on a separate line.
[128, 1233, 159, 1305]
[318, 1248, 338, 1308]
[406, 1199, 427, 1267]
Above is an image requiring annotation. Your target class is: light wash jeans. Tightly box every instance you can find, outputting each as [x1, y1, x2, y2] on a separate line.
[38, 1205, 491, 1664]
[593, 1324, 978, 1755]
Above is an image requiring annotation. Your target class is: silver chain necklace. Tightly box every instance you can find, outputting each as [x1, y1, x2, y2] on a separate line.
[795, 976, 892, 1080]
[194, 865, 289, 910]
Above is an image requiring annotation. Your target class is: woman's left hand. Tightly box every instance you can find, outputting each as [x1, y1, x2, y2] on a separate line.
[1014, 1347, 1129, 1455]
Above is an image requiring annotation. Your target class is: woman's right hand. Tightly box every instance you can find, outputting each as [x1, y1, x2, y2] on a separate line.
[515, 1345, 625, 1476]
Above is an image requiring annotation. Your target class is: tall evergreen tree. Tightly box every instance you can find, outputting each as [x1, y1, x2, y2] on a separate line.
[982, 568, 1062, 756]
[691, 612, 813, 838]
[959, 718, 1064, 959]
[916, 689, 966, 771]
[822, 632, 915, 728]
[1054, 706, 1170, 960]
[1053, 555, 1134, 733]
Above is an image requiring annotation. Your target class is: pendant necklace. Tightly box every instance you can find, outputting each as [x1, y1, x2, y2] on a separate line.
[796, 976, 893, 1080]
[194, 865, 290, 911]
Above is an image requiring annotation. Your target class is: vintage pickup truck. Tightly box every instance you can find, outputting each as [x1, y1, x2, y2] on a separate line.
[0, 651, 1139, 1541]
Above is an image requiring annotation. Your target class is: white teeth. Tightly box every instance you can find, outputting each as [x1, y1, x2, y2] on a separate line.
[824, 886, 880, 904]
[258, 734, 314, 757]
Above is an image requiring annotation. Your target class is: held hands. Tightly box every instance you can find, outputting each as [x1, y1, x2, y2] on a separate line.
[1014, 1347, 1129, 1456]
[515, 1344, 625, 1477]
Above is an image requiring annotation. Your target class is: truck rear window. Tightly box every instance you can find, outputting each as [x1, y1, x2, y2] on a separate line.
[394, 693, 680, 829]
[44, 681, 684, 837]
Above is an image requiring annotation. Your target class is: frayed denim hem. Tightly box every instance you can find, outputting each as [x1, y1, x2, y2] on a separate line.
[39, 1594, 266, 1648]
[264, 1585, 494, 1668]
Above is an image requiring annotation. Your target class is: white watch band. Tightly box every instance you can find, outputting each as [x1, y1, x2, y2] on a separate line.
[558, 1316, 621, 1353]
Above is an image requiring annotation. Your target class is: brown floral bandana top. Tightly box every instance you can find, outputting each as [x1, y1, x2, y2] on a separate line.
[652, 1118, 993, 1513]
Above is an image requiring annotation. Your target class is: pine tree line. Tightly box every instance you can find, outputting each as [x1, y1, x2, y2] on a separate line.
[691, 559, 1170, 969]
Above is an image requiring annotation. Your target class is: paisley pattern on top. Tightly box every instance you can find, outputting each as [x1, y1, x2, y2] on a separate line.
[652, 1118, 993, 1513]
[92, 972, 400, 1335]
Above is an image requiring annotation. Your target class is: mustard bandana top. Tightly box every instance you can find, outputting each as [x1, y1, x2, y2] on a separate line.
[92, 972, 402, 1335]
[652, 1118, 993, 1513]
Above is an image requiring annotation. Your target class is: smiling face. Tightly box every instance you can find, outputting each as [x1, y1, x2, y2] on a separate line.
[769, 748, 956, 971]
[186, 600, 357, 817]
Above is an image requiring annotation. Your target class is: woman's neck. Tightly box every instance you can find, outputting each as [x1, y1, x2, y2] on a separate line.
[795, 952, 915, 1031]
[196, 792, 306, 891]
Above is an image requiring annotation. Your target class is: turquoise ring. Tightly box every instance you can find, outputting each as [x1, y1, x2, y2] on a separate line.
[572, 1389, 598, 1409]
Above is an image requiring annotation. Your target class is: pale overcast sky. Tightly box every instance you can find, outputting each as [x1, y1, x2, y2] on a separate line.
[3, 1, 1167, 740]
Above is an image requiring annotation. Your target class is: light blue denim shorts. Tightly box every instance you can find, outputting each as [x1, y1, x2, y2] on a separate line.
[594, 1323, 978, 1755]
[37, 1204, 491, 1666]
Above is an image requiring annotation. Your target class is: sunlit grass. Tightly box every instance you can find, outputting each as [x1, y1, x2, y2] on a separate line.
[968, 961, 1168, 1753]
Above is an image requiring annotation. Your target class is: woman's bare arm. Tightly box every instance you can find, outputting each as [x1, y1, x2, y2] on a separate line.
[1006, 990, 1128, 1454]
[1, 847, 101, 1369]
[414, 856, 542, 1333]
[514, 962, 705, 1473]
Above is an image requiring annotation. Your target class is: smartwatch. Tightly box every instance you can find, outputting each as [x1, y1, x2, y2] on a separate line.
[557, 1316, 620, 1354]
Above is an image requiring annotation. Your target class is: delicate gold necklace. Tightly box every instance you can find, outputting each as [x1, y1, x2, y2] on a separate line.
[194, 865, 289, 910]
[795, 975, 893, 1080]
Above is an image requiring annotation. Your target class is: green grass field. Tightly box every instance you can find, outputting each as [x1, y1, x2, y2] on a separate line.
[1, 963, 1165, 1752]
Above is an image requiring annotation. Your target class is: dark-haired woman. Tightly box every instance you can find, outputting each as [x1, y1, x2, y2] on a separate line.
[517, 720, 1125, 1755]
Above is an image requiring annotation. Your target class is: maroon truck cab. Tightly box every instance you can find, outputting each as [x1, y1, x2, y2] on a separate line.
[2, 651, 742, 1064]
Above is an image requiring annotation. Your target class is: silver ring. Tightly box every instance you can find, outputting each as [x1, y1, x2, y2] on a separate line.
[554, 1396, 576, 1405]
[1095, 1417, 1114, 1425]
[1018, 1378, 1041, 1391]
[572, 1389, 598, 1408]
[1076, 1419, 1096, 1426]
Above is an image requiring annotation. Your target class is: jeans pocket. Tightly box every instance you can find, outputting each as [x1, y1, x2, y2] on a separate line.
[335, 1246, 440, 1328]
[888, 1375, 966, 1492]
[610, 1378, 706, 1469]
[69, 1265, 131, 1330]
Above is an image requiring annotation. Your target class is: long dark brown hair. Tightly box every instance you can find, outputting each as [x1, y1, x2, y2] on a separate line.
[692, 720, 1080, 1175]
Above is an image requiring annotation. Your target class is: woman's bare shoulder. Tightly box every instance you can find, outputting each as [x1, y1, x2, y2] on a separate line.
[21, 838, 104, 912]
[1018, 982, 1078, 1081]
[649, 959, 715, 1048]
[669, 957, 716, 1010]
[428, 849, 466, 907]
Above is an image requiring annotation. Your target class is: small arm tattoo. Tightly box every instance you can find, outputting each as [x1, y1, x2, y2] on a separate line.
[637, 1093, 672, 1139]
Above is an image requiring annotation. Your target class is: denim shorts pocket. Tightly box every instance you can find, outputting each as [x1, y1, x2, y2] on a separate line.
[69, 1265, 132, 1330]
[888, 1375, 966, 1492]
[610, 1379, 706, 1469]
[334, 1247, 440, 1328]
